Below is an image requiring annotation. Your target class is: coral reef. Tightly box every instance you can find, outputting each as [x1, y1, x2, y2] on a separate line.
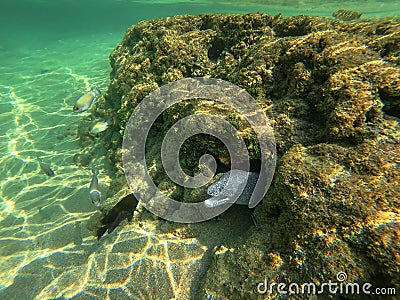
[80, 13, 400, 299]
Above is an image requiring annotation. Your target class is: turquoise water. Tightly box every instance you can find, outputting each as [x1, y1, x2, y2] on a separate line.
[0, 1, 399, 299]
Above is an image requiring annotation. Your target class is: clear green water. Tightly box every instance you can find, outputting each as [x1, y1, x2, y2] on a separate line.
[0, 1, 399, 299]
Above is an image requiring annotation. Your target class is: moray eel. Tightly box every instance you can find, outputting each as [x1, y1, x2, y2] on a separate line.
[205, 169, 259, 208]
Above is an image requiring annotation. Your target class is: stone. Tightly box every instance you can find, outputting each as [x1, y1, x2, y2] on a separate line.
[78, 13, 400, 299]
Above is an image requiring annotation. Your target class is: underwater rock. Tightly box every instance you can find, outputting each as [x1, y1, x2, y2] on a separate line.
[78, 12, 400, 299]
[72, 152, 91, 167]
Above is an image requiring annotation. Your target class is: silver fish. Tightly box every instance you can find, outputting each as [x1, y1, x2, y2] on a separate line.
[89, 167, 101, 207]
[90, 120, 110, 134]
[73, 87, 101, 112]
[37, 157, 55, 177]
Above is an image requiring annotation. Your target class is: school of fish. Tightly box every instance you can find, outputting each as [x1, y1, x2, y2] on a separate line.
[35, 86, 109, 209]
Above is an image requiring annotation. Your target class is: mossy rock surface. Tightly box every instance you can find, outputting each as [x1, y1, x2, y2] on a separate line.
[79, 13, 400, 299]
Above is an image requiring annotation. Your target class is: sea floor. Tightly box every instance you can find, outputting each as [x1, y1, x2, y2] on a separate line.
[0, 22, 255, 300]
[0, 0, 399, 299]
[0, 33, 116, 297]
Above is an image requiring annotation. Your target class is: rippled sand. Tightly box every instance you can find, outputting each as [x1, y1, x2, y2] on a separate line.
[0, 34, 115, 297]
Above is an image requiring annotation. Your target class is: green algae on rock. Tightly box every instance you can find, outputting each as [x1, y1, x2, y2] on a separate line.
[79, 13, 400, 299]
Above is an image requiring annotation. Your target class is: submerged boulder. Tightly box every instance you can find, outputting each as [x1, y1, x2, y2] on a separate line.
[80, 13, 399, 299]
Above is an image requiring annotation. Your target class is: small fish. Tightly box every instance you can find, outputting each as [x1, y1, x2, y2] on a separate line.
[332, 9, 362, 21]
[96, 193, 138, 240]
[73, 86, 101, 112]
[90, 120, 111, 134]
[37, 157, 55, 177]
[89, 167, 101, 207]
[40, 69, 51, 74]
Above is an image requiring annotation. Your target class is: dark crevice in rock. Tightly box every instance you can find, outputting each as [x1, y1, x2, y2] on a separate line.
[207, 37, 225, 63]
[380, 88, 400, 118]
[200, 15, 213, 31]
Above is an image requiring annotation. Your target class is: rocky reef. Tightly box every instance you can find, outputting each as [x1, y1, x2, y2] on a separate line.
[80, 13, 399, 299]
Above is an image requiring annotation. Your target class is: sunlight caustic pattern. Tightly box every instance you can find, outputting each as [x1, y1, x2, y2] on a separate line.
[0, 36, 115, 297]
[0, 34, 222, 299]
